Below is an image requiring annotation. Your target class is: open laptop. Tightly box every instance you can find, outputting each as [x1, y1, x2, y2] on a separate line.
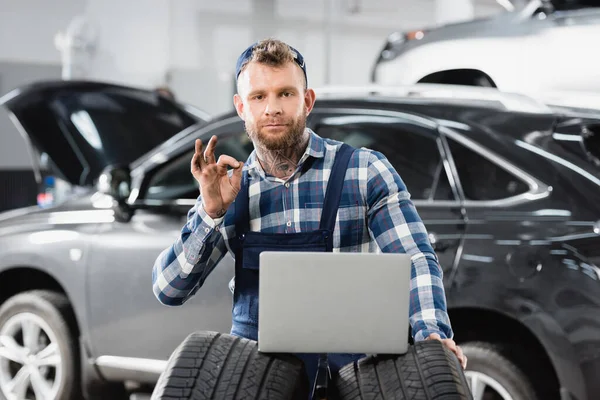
[257, 251, 412, 355]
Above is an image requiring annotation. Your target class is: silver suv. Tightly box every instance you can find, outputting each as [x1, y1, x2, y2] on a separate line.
[372, 0, 600, 96]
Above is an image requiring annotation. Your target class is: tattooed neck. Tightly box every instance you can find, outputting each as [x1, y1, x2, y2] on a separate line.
[256, 132, 310, 179]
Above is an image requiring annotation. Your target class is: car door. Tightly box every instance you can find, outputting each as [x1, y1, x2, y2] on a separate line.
[441, 131, 552, 300]
[308, 109, 466, 285]
[85, 122, 253, 363]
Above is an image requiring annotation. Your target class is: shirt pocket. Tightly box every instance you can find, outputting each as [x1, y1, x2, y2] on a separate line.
[301, 202, 324, 232]
[302, 201, 365, 249]
[336, 202, 364, 249]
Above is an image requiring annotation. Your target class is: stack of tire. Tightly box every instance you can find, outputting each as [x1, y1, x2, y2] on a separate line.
[151, 331, 472, 400]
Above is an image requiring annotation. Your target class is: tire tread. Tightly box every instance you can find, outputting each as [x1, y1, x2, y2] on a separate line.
[334, 341, 472, 400]
[151, 332, 308, 400]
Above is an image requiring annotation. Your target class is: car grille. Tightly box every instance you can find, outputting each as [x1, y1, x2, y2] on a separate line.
[0, 169, 37, 212]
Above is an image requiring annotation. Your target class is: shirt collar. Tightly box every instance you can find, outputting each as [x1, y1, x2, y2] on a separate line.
[305, 128, 326, 159]
[245, 128, 325, 172]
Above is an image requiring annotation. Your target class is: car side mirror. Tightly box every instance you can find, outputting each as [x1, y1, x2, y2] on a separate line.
[539, 0, 554, 13]
[97, 165, 134, 222]
[97, 165, 132, 201]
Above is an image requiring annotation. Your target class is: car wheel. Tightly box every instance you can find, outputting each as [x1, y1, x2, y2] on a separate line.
[151, 331, 309, 400]
[462, 342, 538, 400]
[334, 340, 472, 399]
[0, 290, 80, 400]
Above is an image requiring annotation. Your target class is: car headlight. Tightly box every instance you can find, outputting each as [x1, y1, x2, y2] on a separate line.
[405, 30, 426, 41]
[379, 30, 426, 62]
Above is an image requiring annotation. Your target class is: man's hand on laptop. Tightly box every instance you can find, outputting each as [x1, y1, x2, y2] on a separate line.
[426, 333, 467, 370]
[191, 135, 244, 219]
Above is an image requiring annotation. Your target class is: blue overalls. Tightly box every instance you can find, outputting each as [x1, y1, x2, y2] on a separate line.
[228, 143, 365, 395]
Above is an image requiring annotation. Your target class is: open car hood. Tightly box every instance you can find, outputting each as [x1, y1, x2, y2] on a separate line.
[0, 80, 205, 186]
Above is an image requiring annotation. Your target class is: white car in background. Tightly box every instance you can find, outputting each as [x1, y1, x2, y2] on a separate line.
[372, 0, 600, 97]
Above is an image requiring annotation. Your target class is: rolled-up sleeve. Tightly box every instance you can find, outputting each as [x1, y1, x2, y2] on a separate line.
[152, 195, 228, 306]
[364, 150, 453, 341]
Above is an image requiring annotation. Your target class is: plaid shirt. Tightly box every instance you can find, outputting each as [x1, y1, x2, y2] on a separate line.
[152, 129, 454, 341]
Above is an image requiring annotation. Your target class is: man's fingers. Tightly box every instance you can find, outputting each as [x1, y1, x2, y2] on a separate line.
[216, 155, 241, 170]
[191, 153, 199, 173]
[204, 135, 217, 164]
[444, 339, 458, 353]
[447, 342, 466, 369]
[191, 147, 202, 175]
[193, 139, 207, 170]
[455, 348, 467, 369]
[426, 333, 442, 341]
[230, 162, 244, 191]
[454, 345, 464, 362]
[426, 334, 466, 369]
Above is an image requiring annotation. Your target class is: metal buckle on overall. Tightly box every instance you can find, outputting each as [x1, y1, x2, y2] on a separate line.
[312, 353, 331, 400]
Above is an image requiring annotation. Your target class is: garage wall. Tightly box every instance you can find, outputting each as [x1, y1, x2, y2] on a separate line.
[0, 0, 505, 116]
[0, 0, 85, 64]
[0, 62, 62, 169]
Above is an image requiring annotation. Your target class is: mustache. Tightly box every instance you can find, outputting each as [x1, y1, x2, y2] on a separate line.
[261, 122, 289, 127]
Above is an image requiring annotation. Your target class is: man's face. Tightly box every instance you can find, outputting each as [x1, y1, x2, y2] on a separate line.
[234, 61, 316, 150]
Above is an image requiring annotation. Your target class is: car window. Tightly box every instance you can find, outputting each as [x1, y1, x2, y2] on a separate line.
[144, 131, 253, 200]
[447, 138, 529, 201]
[432, 160, 454, 201]
[315, 119, 453, 201]
[583, 124, 600, 168]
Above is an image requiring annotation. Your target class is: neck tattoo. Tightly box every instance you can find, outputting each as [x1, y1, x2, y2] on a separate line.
[256, 133, 309, 180]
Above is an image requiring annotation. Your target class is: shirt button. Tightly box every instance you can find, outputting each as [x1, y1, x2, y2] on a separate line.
[286, 221, 292, 227]
[285, 182, 290, 188]
[205, 227, 210, 233]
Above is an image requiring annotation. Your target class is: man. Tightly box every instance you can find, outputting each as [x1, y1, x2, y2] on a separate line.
[152, 38, 466, 387]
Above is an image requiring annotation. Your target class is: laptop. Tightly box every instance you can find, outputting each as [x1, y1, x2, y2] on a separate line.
[257, 251, 412, 355]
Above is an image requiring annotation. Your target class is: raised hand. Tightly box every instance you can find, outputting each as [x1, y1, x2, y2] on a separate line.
[191, 135, 243, 219]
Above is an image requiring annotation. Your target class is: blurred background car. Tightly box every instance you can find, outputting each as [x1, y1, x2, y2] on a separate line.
[372, 0, 600, 96]
[0, 83, 599, 400]
[0, 81, 210, 214]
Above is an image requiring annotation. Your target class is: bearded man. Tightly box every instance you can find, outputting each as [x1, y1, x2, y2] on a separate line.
[152, 38, 466, 391]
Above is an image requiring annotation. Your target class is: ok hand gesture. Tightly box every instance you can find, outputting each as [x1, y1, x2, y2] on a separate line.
[191, 135, 243, 219]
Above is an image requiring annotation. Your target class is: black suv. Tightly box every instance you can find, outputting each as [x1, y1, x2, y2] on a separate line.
[0, 82, 598, 400]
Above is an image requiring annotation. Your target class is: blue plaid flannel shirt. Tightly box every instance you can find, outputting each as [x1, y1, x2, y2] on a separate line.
[152, 129, 454, 341]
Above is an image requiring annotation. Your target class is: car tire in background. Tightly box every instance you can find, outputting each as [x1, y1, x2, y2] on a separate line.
[151, 331, 309, 400]
[0, 290, 80, 400]
[334, 340, 472, 400]
[461, 342, 538, 400]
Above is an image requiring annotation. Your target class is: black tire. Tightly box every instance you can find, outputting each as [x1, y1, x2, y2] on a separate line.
[151, 331, 309, 400]
[461, 342, 537, 400]
[0, 290, 80, 400]
[334, 340, 472, 400]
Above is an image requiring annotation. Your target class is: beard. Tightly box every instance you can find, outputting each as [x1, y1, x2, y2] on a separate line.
[245, 110, 307, 151]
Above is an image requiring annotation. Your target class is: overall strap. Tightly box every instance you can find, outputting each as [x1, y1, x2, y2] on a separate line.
[319, 143, 355, 231]
[234, 170, 251, 236]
